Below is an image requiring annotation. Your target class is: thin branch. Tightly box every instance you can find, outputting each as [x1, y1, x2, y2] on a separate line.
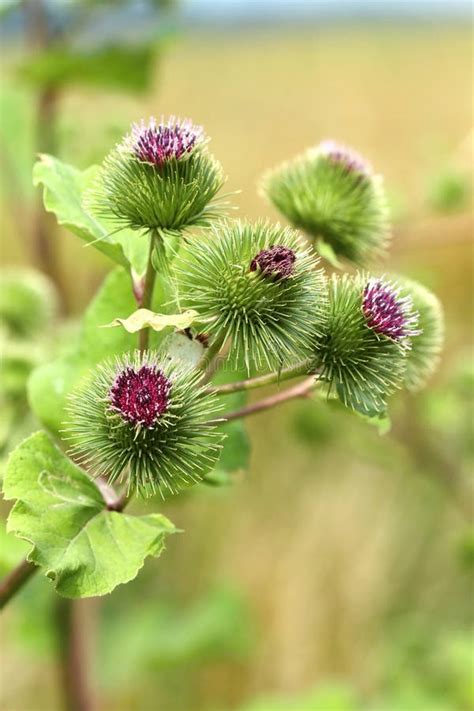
[218, 376, 318, 422]
[210, 358, 315, 395]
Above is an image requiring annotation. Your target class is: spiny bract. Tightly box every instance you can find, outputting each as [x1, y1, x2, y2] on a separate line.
[90, 116, 225, 235]
[177, 220, 328, 372]
[261, 140, 389, 266]
[66, 351, 223, 497]
[315, 273, 418, 415]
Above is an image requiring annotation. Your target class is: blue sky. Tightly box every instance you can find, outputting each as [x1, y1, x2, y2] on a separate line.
[184, 0, 469, 9]
[180, 0, 471, 22]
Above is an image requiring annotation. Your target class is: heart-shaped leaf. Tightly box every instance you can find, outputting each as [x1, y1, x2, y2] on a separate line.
[4, 432, 176, 598]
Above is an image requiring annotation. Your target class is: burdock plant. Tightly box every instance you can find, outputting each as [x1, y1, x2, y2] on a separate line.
[1, 116, 444, 679]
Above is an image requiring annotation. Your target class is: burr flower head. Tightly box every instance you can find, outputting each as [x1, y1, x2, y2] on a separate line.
[90, 116, 224, 233]
[250, 244, 296, 280]
[66, 351, 222, 497]
[315, 273, 410, 416]
[261, 140, 389, 266]
[363, 278, 420, 342]
[109, 364, 171, 428]
[177, 220, 327, 372]
[129, 117, 204, 166]
[319, 140, 371, 175]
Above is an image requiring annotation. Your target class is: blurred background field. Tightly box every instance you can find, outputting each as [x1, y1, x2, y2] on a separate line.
[0, 2, 473, 710]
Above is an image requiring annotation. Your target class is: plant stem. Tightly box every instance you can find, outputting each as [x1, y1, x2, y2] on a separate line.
[0, 558, 37, 610]
[210, 358, 315, 394]
[55, 598, 93, 711]
[138, 231, 157, 352]
[218, 375, 318, 422]
[199, 334, 225, 378]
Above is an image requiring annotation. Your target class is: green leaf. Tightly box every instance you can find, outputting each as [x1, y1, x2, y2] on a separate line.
[33, 155, 150, 274]
[103, 308, 198, 333]
[28, 354, 86, 435]
[210, 365, 251, 481]
[28, 267, 168, 437]
[315, 238, 343, 269]
[19, 44, 157, 94]
[4, 432, 176, 598]
[78, 268, 139, 364]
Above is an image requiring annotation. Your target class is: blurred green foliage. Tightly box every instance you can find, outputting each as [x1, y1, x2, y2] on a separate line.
[0, 20, 472, 711]
[0, 268, 59, 464]
[427, 169, 471, 214]
[19, 44, 158, 93]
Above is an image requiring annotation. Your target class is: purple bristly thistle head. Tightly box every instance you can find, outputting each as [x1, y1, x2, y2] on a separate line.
[250, 244, 296, 280]
[363, 279, 420, 341]
[109, 364, 171, 428]
[319, 140, 371, 175]
[128, 117, 204, 166]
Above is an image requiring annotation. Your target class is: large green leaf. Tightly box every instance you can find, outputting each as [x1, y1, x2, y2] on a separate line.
[33, 155, 150, 274]
[4, 432, 176, 598]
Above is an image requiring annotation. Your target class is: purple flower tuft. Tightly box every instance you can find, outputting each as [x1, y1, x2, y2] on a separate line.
[129, 117, 204, 166]
[319, 140, 371, 175]
[363, 279, 420, 341]
[250, 245, 296, 280]
[109, 364, 171, 428]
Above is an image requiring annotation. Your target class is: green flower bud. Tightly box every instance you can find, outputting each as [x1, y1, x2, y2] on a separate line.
[91, 117, 225, 235]
[177, 220, 328, 372]
[316, 273, 416, 415]
[66, 351, 223, 497]
[261, 140, 389, 266]
[397, 277, 444, 392]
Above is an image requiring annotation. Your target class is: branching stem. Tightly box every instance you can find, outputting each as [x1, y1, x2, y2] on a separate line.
[218, 375, 318, 422]
[210, 358, 315, 395]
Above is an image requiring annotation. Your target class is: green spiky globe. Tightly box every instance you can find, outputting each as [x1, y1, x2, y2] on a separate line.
[397, 277, 444, 392]
[261, 141, 389, 266]
[316, 274, 413, 415]
[91, 117, 225, 235]
[177, 220, 328, 372]
[66, 351, 223, 497]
